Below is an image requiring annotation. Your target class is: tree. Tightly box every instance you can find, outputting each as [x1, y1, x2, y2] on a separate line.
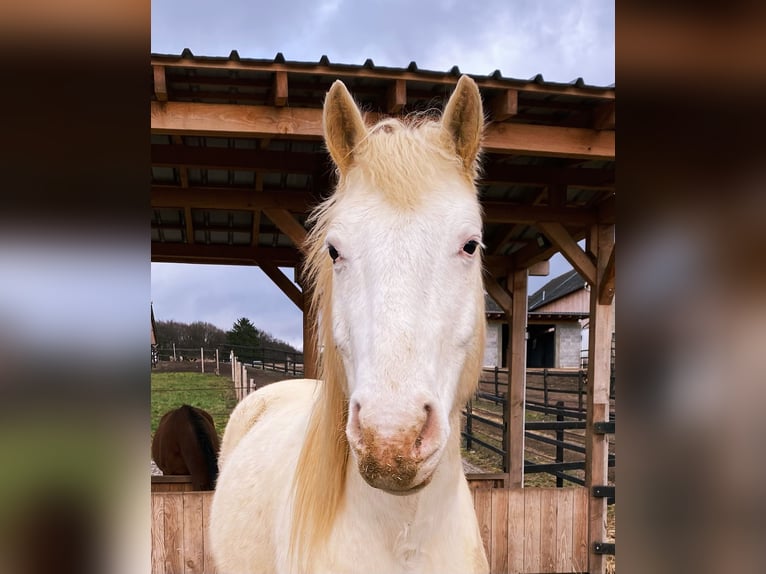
[155, 320, 226, 349]
[226, 317, 263, 348]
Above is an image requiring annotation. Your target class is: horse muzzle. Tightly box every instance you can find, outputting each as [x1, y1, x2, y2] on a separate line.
[346, 397, 444, 493]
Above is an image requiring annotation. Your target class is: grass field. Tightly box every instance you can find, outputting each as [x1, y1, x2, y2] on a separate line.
[150, 372, 237, 438]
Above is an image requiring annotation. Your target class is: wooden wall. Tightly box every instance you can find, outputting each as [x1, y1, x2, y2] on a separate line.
[151, 485, 589, 574]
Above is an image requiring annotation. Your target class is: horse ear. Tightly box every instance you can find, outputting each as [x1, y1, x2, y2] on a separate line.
[323, 80, 367, 173]
[442, 75, 484, 173]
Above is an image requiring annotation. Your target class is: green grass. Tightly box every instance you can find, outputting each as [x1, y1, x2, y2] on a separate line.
[151, 372, 238, 439]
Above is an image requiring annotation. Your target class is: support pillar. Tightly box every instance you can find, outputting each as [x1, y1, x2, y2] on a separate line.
[505, 268, 528, 487]
[585, 224, 615, 574]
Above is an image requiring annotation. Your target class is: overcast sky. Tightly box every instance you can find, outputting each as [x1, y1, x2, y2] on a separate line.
[150, 0, 614, 350]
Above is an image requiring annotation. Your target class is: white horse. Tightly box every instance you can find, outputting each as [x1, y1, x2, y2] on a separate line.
[209, 75, 489, 574]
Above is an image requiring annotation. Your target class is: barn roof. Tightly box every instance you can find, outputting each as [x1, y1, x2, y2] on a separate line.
[528, 269, 586, 311]
[151, 51, 614, 309]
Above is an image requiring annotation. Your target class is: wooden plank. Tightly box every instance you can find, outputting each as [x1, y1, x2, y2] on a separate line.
[183, 493, 204, 573]
[151, 101, 615, 159]
[202, 492, 218, 574]
[163, 494, 184, 574]
[522, 489, 541, 573]
[572, 487, 589, 572]
[273, 71, 288, 106]
[491, 89, 518, 121]
[536, 221, 597, 285]
[507, 488, 525, 574]
[387, 79, 406, 113]
[555, 488, 574, 572]
[506, 269, 528, 485]
[473, 488, 493, 565]
[154, 65, 168, 102]
[151, 494, 164, 574]
[540, 489, 558, 573]
[490, 489, 509, 574]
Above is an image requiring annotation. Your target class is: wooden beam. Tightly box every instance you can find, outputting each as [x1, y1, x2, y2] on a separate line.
[151, 55, 616, 100]
[483, 270, 513, 315]
[170, 135, 189, 188]
[548, 184, 566, 208]
[480, 163, 614, 188]
[592, 101, 615, 130]
[153, 65, 168, 102]
[536, 222, 597, 285]
[183, 206, 194, 245]
[528, 260, 550, 276]
[152, 186, 312, 211]
[252, 172, 264, 247]
[505, 269, 528, 486]
[151, 243, 300, 266]
[151, 101, 615, 159]
[262, 208, 307, 249]
[259, 261, 303, 310]
[598, 241, 615, 305]
[151, 101, 325, 139]
[598, 194, 616, 224]
[483, 121, 615, 160]
[151, 144, 326, 173]
[387, 79, 406, 114]
[482, 203, 598, 226]
[491, 89, 518, 121]
[585, 224, 615, 574]
[273, 71, 288, 106]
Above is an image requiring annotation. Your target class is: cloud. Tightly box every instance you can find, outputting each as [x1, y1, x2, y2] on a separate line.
[151, 263, 304, 349]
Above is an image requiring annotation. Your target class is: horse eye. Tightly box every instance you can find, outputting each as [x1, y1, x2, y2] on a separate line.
[462, 240, 479, 255]
[328, 244, 340, 262]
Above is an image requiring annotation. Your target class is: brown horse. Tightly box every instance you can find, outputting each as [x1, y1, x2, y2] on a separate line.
[152, 405, 220, 491]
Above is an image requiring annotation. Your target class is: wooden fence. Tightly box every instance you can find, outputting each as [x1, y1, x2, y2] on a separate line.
[151, 480, 589, 574]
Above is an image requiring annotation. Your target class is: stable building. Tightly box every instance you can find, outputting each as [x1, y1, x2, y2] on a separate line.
[484, 269, 589, 369]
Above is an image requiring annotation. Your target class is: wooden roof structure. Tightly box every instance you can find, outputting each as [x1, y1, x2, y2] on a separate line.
[150, 51, 615, 573]
[151, 51, 614, 307]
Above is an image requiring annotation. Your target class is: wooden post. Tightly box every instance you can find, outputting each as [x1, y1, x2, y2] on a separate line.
[200, 347, 204, 373]
[585, 224, 615, 574]
[172, 343, 176, 361]
[230, 351, 235, 381]
[505, 268, 528, 486]
[215, 348, 219, 376]
[241, 364, 248, 398]
[556, 401, 565, 488]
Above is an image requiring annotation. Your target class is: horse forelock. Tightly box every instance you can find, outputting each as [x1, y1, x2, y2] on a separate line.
[339, 116, 477, 210]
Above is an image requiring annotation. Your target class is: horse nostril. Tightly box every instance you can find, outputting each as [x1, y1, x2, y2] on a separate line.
[418, 403, 436, 447]
[349, 400, 363, 440]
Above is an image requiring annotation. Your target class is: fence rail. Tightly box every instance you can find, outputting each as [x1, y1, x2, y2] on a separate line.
[463, 368, 616, 487]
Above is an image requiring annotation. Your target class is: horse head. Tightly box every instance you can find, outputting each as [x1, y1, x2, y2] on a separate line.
[317, 76, 486, 493]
